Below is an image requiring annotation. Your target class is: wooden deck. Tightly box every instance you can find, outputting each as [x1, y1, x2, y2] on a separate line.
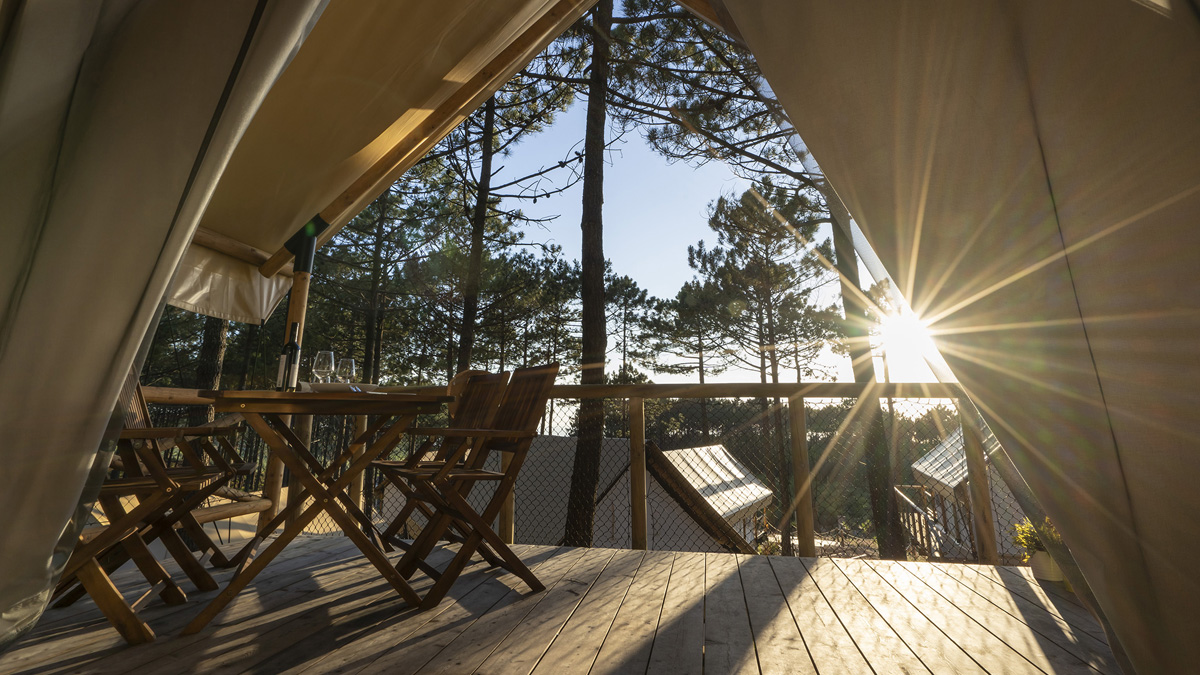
[1, 537, 1117, 674]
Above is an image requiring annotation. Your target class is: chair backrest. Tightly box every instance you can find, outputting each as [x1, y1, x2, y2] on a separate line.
[471, 363, 558, 464]
[433, 370, 510, 462]
[446, 369, 489, 418]
[113, 367, 177, 481]
[117, 366, 152, 431]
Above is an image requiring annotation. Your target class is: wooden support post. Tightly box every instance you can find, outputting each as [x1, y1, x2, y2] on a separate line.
[961, 404, 999, 564]
[257, 269, 312, 533]
[286, 414, 313, 530]
[499, 453, 515, 545]
[630, 397, 648, 550]
[348, 415, 368, 512]
[789, 397, 816, 557]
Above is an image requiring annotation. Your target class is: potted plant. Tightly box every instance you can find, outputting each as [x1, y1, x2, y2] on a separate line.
[1013, 517, 1064, 582]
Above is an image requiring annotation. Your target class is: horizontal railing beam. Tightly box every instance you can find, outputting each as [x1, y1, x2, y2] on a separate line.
[381, 381, 960, 399]
[546, 382, 959, 399]
[142, 387, 216, 405]
[143, 381, 961, 405]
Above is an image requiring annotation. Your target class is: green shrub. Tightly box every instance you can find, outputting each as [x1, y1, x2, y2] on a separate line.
[1012, 516, 1061, 561]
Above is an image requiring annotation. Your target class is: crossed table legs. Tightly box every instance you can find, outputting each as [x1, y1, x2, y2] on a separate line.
[181, 411, 418, 635]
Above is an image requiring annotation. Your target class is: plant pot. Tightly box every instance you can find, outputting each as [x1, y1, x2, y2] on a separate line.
[1029, 550, 1064, 582]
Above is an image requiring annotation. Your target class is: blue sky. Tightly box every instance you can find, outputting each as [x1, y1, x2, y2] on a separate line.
[499, 105, 750, 300]
[493, 104, 936, 383]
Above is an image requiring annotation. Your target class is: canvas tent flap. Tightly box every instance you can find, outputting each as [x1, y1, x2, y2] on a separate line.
[168, 0, 594, 322]
[169, 246, 291, 324]
[720, 0, 1200, 671]
[0, 0, 326, 648]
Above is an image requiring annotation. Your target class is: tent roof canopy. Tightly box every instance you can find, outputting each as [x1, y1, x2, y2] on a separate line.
[171, 0, 593, 323]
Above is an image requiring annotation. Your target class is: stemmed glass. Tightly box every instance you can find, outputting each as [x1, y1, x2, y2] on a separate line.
[336, 358, 356, 384]
[312, 351, 335, 384]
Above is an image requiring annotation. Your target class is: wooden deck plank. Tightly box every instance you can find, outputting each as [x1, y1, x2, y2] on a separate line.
[799, 557, 928, 674]
[105, 546, 465, 675]
[735, 554, 816, 675]
[643, 552, 705, 675]
[999, 565, 1089, 610]
[972, 565, 1109, 642]
[293, 545, 565, 675]
[767, 556, 870, 674]
[930, 562, 1118, 674]
[73, 541, 397, 675]
[0, 545, 1119, 675]
[589, 549, 674, 675]
[867, 559, 1047, 674]
[702, 551, 758, 675]
[530, 549, 645, 674]
[412, 547, 592, 675]
[894, 560, 1098, 674]
[473, 547, 618, 675]
[2, 536, 357, 675]
[831, 559, 984, 674]
[33, 536, 340, 636]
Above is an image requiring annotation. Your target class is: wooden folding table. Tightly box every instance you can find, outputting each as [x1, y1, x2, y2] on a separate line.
[181, 390, 451, 635]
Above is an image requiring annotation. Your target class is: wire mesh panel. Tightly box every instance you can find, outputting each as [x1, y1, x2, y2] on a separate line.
[154, 393, 1032, 561]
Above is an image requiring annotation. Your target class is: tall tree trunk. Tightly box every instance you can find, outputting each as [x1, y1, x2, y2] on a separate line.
[236, 323, 258, 391]
[373, 314, 384, 384]
[833, 223, 906, 559]
[564, 0, 611, 548]
[698, 335, 710, 442]
[363, 212, 387, 384]
[458, 96, 497, 373]
[766, 306, 794, 556]
[190, 315, 228, 426]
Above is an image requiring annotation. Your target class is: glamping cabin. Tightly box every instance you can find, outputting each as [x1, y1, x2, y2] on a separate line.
[902, 426, 1029, 564]
[3, 0, 1198, 672]
[381, 438, 774, 553]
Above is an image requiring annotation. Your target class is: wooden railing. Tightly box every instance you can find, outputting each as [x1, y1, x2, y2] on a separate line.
[143, 381, 1000, 562]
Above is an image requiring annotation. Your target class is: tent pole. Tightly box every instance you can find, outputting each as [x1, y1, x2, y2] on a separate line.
[257, 231, 317, 533]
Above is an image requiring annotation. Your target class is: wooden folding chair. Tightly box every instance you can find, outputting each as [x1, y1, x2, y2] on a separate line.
[392, 363, 558, 609]
[51, 369, 245, 643]
[371, 370, 509, 574]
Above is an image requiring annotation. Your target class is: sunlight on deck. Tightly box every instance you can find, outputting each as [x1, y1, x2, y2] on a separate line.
[1, 537, 1115, 674]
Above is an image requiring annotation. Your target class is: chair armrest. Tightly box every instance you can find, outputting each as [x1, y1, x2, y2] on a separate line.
[406, 427, 535, 439]
[120, 426, 238, 439]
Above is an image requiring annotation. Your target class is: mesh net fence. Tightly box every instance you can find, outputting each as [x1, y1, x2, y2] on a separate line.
[150, 394, 1030, 562]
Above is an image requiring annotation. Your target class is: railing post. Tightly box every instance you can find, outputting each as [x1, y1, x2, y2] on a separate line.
[286, 414, 313, 530]
[630, 397, 648, 550]
[789, 396, 817, 557]
[960, 404, 999, 564]
[348, 414, 368, 512]
[500, 453, 515, 544]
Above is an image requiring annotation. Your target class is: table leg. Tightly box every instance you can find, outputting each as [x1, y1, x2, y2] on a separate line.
[261, 413, 421, 597]
[182, 412, 422, 635]
[267, 417, 390, 544]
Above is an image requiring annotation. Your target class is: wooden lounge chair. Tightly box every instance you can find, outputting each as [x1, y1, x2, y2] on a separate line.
[391, 363, 558, 609]
[51, 369, 246, 643]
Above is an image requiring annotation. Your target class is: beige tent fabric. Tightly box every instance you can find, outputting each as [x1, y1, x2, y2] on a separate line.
[171, 246, 291, 323]
[0, 0, 325, 647]
[169, 0, 592, 323]
[723, 0, 1200, 671]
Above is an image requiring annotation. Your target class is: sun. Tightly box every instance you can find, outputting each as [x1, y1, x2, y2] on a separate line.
[876, 310, 939, 381]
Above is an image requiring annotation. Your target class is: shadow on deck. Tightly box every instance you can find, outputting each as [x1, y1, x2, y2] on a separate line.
[0, 536, 1116, 674]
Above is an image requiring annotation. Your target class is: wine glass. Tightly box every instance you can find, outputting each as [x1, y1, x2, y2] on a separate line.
[336, 358, 356, 384]
[312, 351, 335, 384]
